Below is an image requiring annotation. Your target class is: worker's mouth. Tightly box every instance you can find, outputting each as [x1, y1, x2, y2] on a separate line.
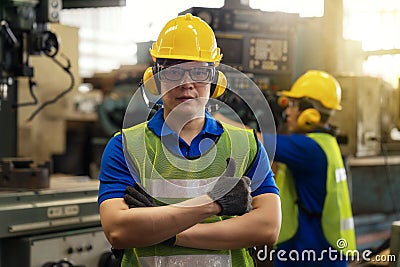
[176, 97, 195, 102]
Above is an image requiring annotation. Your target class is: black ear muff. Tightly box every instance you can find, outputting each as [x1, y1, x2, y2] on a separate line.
[210, 71, 227, 99]
[297, 108, 321, 131]
[142, 66, 160, 95]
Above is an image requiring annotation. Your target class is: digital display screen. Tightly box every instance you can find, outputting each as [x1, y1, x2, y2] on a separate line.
[216, 37, 243, 65]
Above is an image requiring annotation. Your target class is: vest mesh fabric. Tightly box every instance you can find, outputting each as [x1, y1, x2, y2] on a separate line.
[275, 133, 356, 255]
[121, 121, 258, 267]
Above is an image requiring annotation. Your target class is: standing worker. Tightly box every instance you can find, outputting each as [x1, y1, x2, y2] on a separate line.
[263, 70, 356, 267]
[98, 13, 281, 267]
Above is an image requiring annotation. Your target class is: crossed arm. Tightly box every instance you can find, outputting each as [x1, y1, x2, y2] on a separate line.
[99, 193, 281, 250]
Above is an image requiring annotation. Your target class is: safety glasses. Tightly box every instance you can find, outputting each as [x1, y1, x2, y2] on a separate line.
[159, 66, 214, 82]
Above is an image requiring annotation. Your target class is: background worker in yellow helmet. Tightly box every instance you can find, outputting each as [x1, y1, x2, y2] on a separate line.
[263, 70, 356, 267]
[98, 13, 281, 267]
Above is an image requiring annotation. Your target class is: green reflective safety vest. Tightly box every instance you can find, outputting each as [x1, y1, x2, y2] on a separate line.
[275, 133, 356, 254]
[121, 121, 259, 267]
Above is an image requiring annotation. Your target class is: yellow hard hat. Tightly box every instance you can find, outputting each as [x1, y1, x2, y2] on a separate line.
[282, 70, 342, 110]
[149, 13, 222, 65]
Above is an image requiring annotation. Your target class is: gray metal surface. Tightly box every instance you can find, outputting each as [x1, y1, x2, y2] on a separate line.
[349, 156, 400, 216]
[330, 76, 385, 157]
[0, 176, 100, 239]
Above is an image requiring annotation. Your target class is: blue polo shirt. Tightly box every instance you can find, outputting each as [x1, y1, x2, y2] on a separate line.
[98, 109, 279, 205]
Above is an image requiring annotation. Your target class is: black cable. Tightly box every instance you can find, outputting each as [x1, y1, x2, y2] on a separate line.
[26, 53, 74, 122]
[13, 78, 38, 108]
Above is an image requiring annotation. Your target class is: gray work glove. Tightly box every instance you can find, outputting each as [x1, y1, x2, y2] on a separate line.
[207, 158, 252, 216]
[124, 184, 176, 246]
[124, 183, 157, 208]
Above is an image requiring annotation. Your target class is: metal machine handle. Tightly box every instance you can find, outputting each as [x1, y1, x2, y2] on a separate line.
[0, 20, 20, 47]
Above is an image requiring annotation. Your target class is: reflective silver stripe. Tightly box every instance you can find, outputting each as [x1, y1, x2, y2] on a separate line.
[146, 177, 218, 198]
[138, 254, 232, 267]
[341, 217, 354, 231]
[335, 168, 347, 183]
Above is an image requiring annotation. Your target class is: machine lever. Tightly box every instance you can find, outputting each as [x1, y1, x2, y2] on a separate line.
[0, 20, 20, 48]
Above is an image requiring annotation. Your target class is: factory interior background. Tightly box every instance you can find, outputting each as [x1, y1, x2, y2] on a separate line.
[1, 0, 400, 266]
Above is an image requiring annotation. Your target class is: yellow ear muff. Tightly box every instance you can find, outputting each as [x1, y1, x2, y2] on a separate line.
[297, 108, 321, 131]
[143, 67, 160, 95]
[210, 71, 227, 99]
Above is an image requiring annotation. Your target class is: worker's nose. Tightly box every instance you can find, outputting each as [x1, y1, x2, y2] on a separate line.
[180, 71, 195, 88]
[181, 70, 194, 83]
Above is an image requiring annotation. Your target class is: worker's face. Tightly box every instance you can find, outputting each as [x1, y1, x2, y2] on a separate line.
[285, 98, 302, 133]
[159, 61, 213, 119]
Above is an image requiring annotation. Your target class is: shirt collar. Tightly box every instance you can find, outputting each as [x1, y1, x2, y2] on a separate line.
[147, 109, 224, 137]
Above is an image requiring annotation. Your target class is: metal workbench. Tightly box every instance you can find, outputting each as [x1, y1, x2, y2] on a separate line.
[0, 176, 112, 267]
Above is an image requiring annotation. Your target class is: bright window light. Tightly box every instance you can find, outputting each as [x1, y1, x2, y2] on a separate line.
[249, 0, 324, 17]
[343, 0, 400, 87]
[60, 1, 224, 77]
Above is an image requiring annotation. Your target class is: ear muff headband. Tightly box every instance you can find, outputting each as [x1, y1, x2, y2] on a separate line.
[142, 67, 227, 99]
[297, 108, 321, 131]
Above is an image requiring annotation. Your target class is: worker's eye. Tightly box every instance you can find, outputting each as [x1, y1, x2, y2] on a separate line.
[189, 68, 213, 82]
[160, 67, 213, 82]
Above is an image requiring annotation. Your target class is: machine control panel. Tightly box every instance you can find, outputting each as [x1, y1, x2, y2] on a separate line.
[248, 37, 289, 72]
[216, 33, 292, 74]
[181, 6, 298, 34]
[181, 6, 298, 77]
[47, 204, 80, 218]
[2, 227, 112, 267]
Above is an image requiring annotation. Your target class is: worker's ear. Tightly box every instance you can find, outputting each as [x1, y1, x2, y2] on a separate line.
[210, 71, 227, 98]
[142, 66, 160, 95]
[297, 108, 321, 131]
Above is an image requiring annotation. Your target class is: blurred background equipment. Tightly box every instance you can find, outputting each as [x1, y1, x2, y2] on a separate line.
[0, 0, 63, 158]
[0, 176, 112, 267]
[180, 0, 298, 130]
[330, 76, 398, 157]
[0, 157, 51, 189]
[0, 0, 400, 265]
[0, 1, 125, 266]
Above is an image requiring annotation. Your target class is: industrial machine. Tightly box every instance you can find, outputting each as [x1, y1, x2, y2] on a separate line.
[0, 0, 64, 158]
[0, 177, 114, 267]
[0, 1, 125, 266]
